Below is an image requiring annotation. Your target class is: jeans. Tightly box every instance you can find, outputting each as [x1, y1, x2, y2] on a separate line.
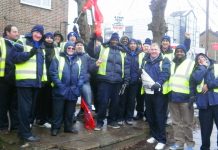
[81, 82, 92, 111]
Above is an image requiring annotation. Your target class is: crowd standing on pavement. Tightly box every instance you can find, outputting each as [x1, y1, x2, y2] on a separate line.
[0, 24, 218, 150]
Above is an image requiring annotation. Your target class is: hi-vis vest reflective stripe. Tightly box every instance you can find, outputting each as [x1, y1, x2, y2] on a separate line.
[51, 57, 82, 87]
[97, 46, 126, 78]
[169, 59, 194, 94]
[197, 64, 218, 93]
[138, 52, 145, 68]
[15, 38, 47, 81]
[0, 37, 6, 77]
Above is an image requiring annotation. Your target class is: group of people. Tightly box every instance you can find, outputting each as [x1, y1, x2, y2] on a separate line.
[0, 24, 217, 150]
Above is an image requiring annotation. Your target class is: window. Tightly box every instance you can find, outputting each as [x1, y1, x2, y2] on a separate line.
[20, 0, 51, 9]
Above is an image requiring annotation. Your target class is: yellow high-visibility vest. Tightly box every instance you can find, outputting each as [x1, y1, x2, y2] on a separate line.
[138, 52, 145, 68]
[15, 38, 47, 81]
[97, 46, 126, 78]
[197, 64, 218, 93]
[169, 58, 195, 94]
[0, 37, 6, 77]
[51, 56, 82, 87]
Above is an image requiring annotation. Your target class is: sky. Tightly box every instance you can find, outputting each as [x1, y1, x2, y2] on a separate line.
[68, 0, 218, 34]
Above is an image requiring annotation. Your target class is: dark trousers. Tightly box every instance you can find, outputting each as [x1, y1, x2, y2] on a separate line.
[52, 97, 77, 131]
[118, 83, 138, 121]
[136, 82, 145, 116]
[0, 79, 18, 130]
[145, 93, 168, 144]
[199, 105, 218, 150]
[36, 83, 52, 124]
[90, 76, 98, 113]
[97, 82, 121, 126]
[17, 87, 38, 138]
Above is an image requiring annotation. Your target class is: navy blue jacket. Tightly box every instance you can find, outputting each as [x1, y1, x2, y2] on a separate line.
[191, 60, 218, 109]
[49, 52, 84, 101]
[76, 52, 97, 83]
[142, 54, 171, 93]
[12, 34, 45, 88]
[93, 44, 130, 84]
[125, 48, 142, 84]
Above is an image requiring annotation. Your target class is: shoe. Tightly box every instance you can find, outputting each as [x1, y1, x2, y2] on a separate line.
[133, 113, 143, 120]
[185, 146, 193, 150]
[43, 122, 51, 128]
[64, 128, 79, 134]
[147, 137, 156, 144]
[94, 124, 103, 131]
[51, 129, 59, 136]
[117, 121, 124, 126]
[155, 143, 165, 150]
[169, 144, 184, 150]
[23, 135, 40, 142]
[107, 122, 120, 129]
[126, 120, 133, 125]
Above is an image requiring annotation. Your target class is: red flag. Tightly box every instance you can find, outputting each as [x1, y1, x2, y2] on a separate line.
[93, 0, 103, 23]
[81, 98, 96, 130]
[82, 0, 94, 11]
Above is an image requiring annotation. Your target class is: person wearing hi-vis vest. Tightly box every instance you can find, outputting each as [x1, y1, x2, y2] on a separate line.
[92, 33, 130, 131]
[12, 25, 46, 142]
[117, 38, 142, 126]
[168, 45, 195, 150]
[49, 41, 85, 136]
[0, 25, 19, 131]
[141, 43, 170, 150]
[190, 53, 218, 150]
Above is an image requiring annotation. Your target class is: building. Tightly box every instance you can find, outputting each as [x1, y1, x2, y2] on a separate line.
[200, 30, 218, 60]
[0, 0, 69, 39]
[166, 10, 198, 47]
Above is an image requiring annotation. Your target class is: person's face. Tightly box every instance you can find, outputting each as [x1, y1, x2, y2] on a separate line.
[32, 31, 43, 42]
[75, 43, 84, 53]
[66, 46, 75, 55]
[45, 37, 53, 44]
[198, 55, 207, 64]
[149, 45, 160, 58]
[110, 39, 118, 46]
[6, 26, 19, 41]
[129, 42, 137, 51]
[95, 40, 101, 47]
[175, 49, 185, 59]
[54, 35, 61, 43]
[142, 44, 150, 53]
[121, 37, 129, 45]
[161, 39, 170, 49]
[69, 36, 77, 42]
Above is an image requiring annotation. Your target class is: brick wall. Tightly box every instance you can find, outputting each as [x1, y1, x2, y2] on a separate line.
[0, 0, 68, 40]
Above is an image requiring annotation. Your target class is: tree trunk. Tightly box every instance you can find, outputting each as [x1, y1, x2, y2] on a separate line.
[148, 0, 168, 45]
[75, 0, 93, 43]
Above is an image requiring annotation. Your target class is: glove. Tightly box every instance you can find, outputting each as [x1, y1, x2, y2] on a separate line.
[29, 48, 37, 57]
[151, 82, 161, 91]
[119, 83, 128, 95]
[138, 68, 143, 75]
[188, 96, 196, 109]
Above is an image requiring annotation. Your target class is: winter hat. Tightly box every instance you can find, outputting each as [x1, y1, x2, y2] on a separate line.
[96, 36, 103, 43]
[31, 25, 44, 36]
[64, 41, 75, 51]
[110, 33, 120, 41]
[161, 35, 171, 43]
[54, 31, 64, 42]
[128, 38, 137, 44]
[44, 32, 54, 39]
[67, 32, 79, 41]
[144, 38, 152, 45]
[175, 44, 187, 54]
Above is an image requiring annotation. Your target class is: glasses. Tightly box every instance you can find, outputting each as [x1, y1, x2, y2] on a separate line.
[67, 47, 75, 50]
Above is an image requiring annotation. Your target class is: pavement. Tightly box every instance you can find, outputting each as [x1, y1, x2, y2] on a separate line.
[0, 109, 218, 150]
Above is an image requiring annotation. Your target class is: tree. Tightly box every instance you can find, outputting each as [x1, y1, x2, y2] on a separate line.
[148, 0, 168, 44]
[75, 0, 93, 43]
